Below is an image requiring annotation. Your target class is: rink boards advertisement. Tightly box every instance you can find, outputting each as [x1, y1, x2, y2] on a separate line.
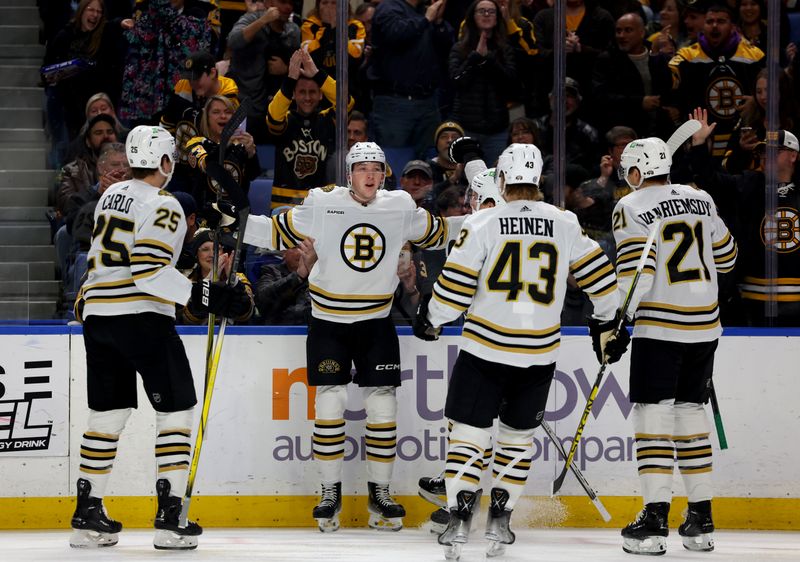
[0, 327, 799, 528]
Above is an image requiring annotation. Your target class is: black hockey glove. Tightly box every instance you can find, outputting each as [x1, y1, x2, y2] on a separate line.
[588, 313, 631, 364]
[202, 200, 240, 231]
[205, 159, 249, 209]
[448, 136, 484, 165]
[413, 293, 441, 341]
[191, 279, 251, 317]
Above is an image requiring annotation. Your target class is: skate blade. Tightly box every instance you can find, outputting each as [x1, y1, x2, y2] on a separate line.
[69, 529, 119, 548]
[418, 488, 447, 509]
[682, 533, 714, 552]
[153, 529, 198, 550]
[486, 539, 507, 558]
[443, 543, 462, 561]
[622, 536, 667, 555]
[368, 513, 403, 531]
[315, 516, 340, 533]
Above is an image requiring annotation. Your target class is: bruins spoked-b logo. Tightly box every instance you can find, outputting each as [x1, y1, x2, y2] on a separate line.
[761, 208, 800, 252]
[706, 77, 744, 120]
[340, 223, 385, 272]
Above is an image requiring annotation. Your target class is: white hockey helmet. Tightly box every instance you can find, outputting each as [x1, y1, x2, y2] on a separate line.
[466, 168, 505, 211]
[619, 137, 671, 189]
[346, 141, 386, 189]
[496, 143, 543, 195]
[126, 125, 177, 184]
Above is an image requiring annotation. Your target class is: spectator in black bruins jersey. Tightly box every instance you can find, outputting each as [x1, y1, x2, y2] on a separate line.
[185, 95, 260, 214]
[300, 0, 367, 104]
[690, 108, 800, 327]
[267, 47, 353, 210]
[181, 228, 255, 324]
[668, 3, 764, 161]
[160, 50, 240, 191]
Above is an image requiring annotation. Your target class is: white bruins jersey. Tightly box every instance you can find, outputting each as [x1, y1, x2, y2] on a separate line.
[612, 183, 737, 342]
[244, 186, 445, 323]
[80, 179, 192, 319]
[428, 200, 620, 368]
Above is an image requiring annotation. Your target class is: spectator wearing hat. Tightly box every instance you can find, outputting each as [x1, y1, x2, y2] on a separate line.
[449, 0, 518, 166]
[400, 160, 436, 212]
[682, 0, 706, 44]
[690, 109, 800, 326]
[368, 0, 454, 158]
[181, 228, 255, 325]
[428, 121, 468, 198]
[580, 125, 638, 207]
[534, 77, 601, 175]
[159, 50, 240, 191]
[227, 0, 300, 144]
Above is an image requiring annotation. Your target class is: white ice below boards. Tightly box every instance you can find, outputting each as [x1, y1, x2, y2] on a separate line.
[1, 528, 798, 561]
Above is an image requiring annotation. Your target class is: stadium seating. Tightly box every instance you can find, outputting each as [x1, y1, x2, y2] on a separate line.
[255, 144, 276, 178]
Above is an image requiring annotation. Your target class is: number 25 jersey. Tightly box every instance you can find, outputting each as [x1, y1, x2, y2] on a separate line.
[612, 183, 737, 342]
[81, 179, 192, 320]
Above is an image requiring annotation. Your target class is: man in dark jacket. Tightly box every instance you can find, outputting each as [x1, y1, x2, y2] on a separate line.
[592, 11, 676, 138]
[368, 0, 454, 158]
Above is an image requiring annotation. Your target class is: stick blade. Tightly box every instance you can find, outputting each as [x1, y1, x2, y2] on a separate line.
[666, 119, 702, 155]
[551, 469, 568, 496]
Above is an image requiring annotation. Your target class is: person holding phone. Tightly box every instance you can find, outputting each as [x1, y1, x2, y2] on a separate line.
[185, 95, 261, 217]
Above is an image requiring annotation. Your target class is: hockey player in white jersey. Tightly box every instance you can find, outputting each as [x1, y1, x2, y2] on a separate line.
[70, 126, 244, 550]
[241, 142, 446, 532]
[612, 136, 737, 555]
[413, 143, 629, 560]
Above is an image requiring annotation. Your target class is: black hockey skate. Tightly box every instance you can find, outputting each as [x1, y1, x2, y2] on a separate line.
[679, 501, 714, 552]
[367, 481, 406, 531]
[439, 489, 482, 561]
[69, 478, 122, 548]
[312, 482, 342, 533]
[418, 472, 447, 508]
[485, 488, 515, 557]
[426, 507, 450, 535]
[621, 502, 670, 556]
[153, 479, 202, 550]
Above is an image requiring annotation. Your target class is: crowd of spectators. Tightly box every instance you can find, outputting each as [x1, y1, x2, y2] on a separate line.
[38, 0, 800, 326]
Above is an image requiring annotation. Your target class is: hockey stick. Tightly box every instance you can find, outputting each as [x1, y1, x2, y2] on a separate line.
[709, 380, 728, 450]
[666, 119, 701, 156]
[203, 100, 250, 390]
[540, 420, 611, 522]
[181, 105, 251, 527]
[552, 220, 662, 496]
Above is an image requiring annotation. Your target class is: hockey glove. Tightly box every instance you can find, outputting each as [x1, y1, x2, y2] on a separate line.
[205, 159, 249, 210]
[449, 136, 484, 165]
[191, 279, 251, 317]
[202, 200, 240, 231]
[588, 314, 631, 364]
[413, 293, 441, 341]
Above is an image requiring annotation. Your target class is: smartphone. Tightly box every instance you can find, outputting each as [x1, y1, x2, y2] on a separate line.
[236, 117, 247, 135]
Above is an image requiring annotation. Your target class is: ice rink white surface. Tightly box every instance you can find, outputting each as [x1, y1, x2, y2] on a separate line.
[1, 528, 799, 561]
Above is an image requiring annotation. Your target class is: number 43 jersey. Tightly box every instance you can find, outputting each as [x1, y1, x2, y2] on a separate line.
[80, 179, 192, 320]
[428, 200, 620, 368]
[612, 183, 737, 343]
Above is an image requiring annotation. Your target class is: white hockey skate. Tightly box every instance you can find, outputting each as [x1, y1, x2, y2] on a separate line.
[438, 489, 481, 561]
[313, 482, 342, 533]
[367, 482, 405, 531]
[69, 478, 121, 549]
[153, 479, 202, 550]
[485, 488, 515, 557]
